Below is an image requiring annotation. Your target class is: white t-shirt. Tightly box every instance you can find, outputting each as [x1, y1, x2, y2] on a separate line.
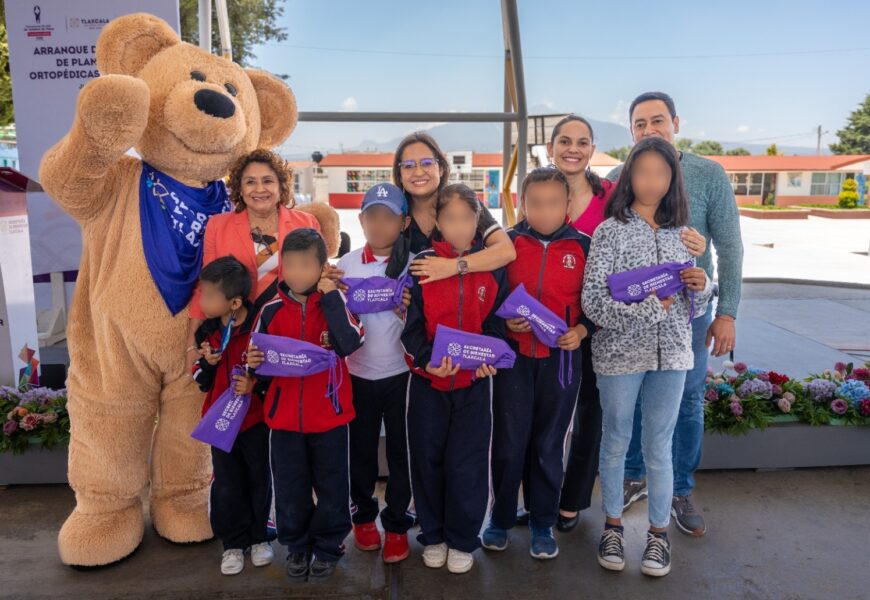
[337, 246, 411, 380]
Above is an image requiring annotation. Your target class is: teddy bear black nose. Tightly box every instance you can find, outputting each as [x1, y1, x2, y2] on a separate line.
[193, 88, 235, 119]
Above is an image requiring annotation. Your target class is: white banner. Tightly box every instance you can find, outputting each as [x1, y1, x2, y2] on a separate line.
[5, 0, 180, 275]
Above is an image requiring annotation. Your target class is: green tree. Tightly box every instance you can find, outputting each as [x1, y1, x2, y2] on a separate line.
[0, 1, 13, 126]
[766, 143, 780, 156]
[606, 145, 631, 161]
[838, 177, 859, 208]
[830, 92, 870, 154]
[726, 147, 751, 156]
[178, 0, 286, 67]
[692, 140, 725, 156]
[676, 138, 694, 153]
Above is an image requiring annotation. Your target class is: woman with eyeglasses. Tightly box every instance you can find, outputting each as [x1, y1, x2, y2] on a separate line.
[392, 132, 516, 278]
[185, 148, 323, 370]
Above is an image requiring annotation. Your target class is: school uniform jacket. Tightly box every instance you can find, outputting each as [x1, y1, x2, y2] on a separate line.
[506, 220, 596, 359]
[401, 238, 509, 392]
[192, 301, 264, 432]
[253, 282, 364, 433]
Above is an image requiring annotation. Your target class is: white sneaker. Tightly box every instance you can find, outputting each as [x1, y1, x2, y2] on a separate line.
[422, 543, 448, 568]
[446, 548, 474, 574]
[221, 549, 244, 575]
[250, 541, 274, 567]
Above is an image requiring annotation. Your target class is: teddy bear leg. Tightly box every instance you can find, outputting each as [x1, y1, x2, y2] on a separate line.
[149, 371, 213, 543]
[58, 380, 158, 566]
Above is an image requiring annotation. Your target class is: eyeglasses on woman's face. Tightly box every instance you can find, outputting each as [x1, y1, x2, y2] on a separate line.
[398, 157, 439, 172]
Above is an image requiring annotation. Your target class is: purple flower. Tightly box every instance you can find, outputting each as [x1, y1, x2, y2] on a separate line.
[705, 388, 718, 402]
[730, 400, 743, 416]
[771, 384, 782, 396]
[830, 399, 848, 415]
[806, 378, 837, 402]
[738, 379, 773, 399]
[2, 420, 17, 435]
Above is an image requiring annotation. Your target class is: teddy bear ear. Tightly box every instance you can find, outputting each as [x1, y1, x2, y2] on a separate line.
[96, 13, 180, 76]
[246, 69, 298, 148]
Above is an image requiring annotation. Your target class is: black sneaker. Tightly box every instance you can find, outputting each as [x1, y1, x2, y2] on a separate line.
[640, 532, 671, 577]
[555, 512, 579, 533]
[285, 552, 310, 581]
[623, 479, 648, 511]
[308, 556, 338, 581]
[596, 528, 625, 572]
[671, 494, 707, 537]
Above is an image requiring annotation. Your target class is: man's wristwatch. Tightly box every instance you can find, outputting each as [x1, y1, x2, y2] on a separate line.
[457, 259, 469, 275]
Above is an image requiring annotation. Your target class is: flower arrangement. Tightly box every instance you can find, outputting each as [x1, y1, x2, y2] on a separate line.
[704, 361, 870, 435]
[1, 385, 69, 454]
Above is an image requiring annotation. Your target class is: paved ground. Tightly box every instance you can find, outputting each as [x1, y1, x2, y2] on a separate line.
[2, 467, 869, 600]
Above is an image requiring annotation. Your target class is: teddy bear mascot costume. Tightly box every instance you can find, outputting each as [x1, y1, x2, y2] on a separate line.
[39, 13, 339, 567]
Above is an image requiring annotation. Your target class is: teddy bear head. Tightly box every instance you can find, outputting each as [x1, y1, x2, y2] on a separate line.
[96, 13, 297, 183]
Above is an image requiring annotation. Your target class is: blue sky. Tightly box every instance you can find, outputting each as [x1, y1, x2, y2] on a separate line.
[250, 0, 870, 154]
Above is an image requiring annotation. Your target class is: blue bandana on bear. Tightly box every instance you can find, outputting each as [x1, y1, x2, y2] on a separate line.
[139, 162, 230, 315]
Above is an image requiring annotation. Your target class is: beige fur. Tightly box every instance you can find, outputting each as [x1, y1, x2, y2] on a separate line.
[38, 13, 335, 567]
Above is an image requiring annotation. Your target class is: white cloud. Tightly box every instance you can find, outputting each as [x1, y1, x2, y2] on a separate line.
[340, 96, 358, 112]
[609, 99, 630, 126]
[737, 124, 750, 133]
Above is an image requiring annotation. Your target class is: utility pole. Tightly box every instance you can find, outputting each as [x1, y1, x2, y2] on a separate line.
[815, 125, 829, 154]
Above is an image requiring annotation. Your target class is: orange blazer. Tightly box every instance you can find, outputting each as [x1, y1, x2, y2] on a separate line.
[189, 205, 321, 319]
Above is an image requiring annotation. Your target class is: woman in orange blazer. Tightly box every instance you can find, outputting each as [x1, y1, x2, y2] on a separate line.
[186, 148, 321, 368]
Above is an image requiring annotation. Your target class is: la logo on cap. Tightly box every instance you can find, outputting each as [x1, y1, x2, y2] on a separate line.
[376, 186, 388, 198]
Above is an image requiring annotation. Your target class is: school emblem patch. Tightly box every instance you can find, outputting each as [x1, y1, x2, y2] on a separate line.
[478, 286, 487, 302]
[562, 254, 576, 269]
[320, 331, 331, 348]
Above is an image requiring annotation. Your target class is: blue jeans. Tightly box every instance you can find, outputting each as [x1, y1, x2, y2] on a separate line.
[624, 310, 712, 496]
[598, 369, 687, 528]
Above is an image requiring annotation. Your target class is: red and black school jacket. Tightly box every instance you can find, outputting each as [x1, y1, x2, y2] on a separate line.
[401, 238, 509, 391]
[192, 302, 264, 432]
[253, 282, 363, 433]
[506, 220, 596, 358]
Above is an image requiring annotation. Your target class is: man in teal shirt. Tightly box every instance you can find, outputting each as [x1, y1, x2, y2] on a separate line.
[605, 92, 743, 537]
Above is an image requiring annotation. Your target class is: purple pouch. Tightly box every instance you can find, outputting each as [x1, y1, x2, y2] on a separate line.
[342, 272, 412, 314]
[495, 283, 574, 388]
[496, 283, 568, 347]
[430, 324, 516, 371]
[607, 261, 695, 321]
[191, 366, 250, 453]
[251, 332, 344, 414]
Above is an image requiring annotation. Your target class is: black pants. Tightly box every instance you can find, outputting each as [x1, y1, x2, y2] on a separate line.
[270, 425, 351, 562]
[349, 372, 413, 534]
[521, 338, 602, 514]
[406, 374, 492, 553]
[492, 349, 581, 530]
[210, 422, 272, 550]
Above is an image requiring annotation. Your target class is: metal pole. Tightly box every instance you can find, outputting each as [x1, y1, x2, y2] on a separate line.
[297, 112, 521, 123]
[502, 0, 528, 194]
[197, 0, 212, 52]
[214, 0, 233, 60]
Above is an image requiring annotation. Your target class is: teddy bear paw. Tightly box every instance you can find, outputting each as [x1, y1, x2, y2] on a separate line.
[58, 503, 144, 567]
[149, 491, 213, 544]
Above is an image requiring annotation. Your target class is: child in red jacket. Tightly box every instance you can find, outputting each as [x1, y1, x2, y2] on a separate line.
[247, 228, 364, 583]
[401, 183, 508, 574]
[483, 168, 594, 560]
[192, 256, 272, 576]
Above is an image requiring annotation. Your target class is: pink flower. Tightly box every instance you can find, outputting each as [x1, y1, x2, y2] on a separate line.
[20, 413, 39, 431]
[861, 399, 870, 417]
[834, 362, 847, 373]
[757, 372, 770, 382]
[730, 400, 743, 416]
[853, 368, 869, 381]
[776, 397, 792, 413]
[771, 384, 782, 396]
[41, 411, 57, 424]
[783, 392, 796, 402]
[734, 362, 748, 374]
[831, 399, 848, 415]
[705, 389, 718, 402]
[2, 420, 17, 435]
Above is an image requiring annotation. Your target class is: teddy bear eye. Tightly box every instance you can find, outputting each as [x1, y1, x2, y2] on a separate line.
[190, 71, 207, 82]
[224, 83, 238, 97]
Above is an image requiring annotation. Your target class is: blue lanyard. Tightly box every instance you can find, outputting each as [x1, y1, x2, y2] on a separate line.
[217, 313, 236, 354]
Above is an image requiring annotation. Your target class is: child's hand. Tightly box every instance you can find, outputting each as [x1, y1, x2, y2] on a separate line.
[659, 295, 675, 311]
[475, 364, 497, 378]
[557, 324, 588, 351]
[199, 341, 221, 365]
[233, 373, 254, 396]
[506, 317, 531, 333]
[318, 276, 337, 294]
[246, 343, 265, 369]
[680, 267, 707, 292]
[323, 264, 345, 283]
[426, 356, 460, 378]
